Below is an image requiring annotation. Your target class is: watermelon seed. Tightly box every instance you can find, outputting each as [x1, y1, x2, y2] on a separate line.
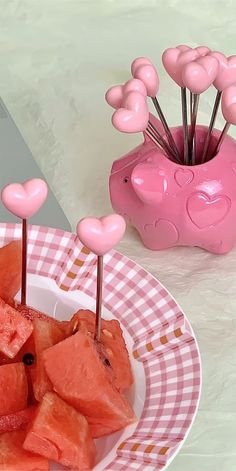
[22, 353, 35, 366]
[103, 358, 111, 367]
[102, 329, 113, 338]
[72, 320, 79, 334]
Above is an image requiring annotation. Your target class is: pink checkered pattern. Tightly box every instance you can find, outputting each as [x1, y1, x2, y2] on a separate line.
[0, 224, 201, 471]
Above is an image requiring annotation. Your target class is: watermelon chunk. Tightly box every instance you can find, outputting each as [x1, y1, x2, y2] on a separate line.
[0, 298, 33, 358]
[67, 309, 133, 390]
[0, 406, 36, 434]
[16, 304, 68, 330]
[0, 430, 49, 470]
[43, 331, 136, 437]
[32, 319, 65, 402]
[0, 240, 21, 306]
[0, 363, 28, 415]
[23, 392, 96, 470]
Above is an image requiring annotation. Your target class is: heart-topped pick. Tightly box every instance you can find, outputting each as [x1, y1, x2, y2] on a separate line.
[222, 85, 236, 124]
[77, 214, 126, 256]
[132, 63, 159, 97]
[1, 178, 48, 306]
[105, 78, 147, 109]
[77, 214, 126, 342]
[1, 179, 48, 219]
[182, 56, 219, 94]
[112, 91, 149, 133]
[162, 47, 199, 87]
[131, 56, 152, 76]
[210, 52, 236, 91]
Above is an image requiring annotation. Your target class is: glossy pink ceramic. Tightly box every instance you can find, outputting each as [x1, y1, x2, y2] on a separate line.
[109, 115, 236, 254]
[1, 178, 48, 219]
[76, 214, 126, 256]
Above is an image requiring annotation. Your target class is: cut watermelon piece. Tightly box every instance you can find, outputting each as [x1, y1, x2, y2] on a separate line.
[0, 430, 49, 470]
[67, 309, 133, 390]
[0, 240, 21, 305]
[0, 363, 28, 415]
[0, 406, 36, 434]
[0, 298, 33, 358]
[32, 319, 65, 402]
[43, 331, 136, 437]
[16, 304, 68, 333]
[0, 333, 37, 405]
[23, 392, 96, 470]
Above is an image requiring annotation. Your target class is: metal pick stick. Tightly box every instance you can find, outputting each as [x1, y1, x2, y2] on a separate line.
[188, 94, 200, 165]
[181, 87, 189, 165]
[21, 218, 27, 305]
[148, 121, 181, 163]
[211, 122, 230, 157]
[201, 90, 222, 163]
[151, 97, 181, 160]
[190, 91, 193, 122]
[95, 255, 103, 341]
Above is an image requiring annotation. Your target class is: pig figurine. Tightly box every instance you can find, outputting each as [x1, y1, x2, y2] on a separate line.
[109, 115, 236, 254]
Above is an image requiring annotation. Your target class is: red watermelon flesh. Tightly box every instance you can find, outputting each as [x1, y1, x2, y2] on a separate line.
[43, 331, 136, 437]
[0, 430, 49, 470]
[67, 309, 133, 390]
[0, 298, 33, 358]
[0, 240, 22, 306]
[0, 363, 28, 415]
[23, 392, 96, 470]
[16, 303, 68, 333]
[0, 333, 37, 405]
[32, 319, 65, 402]
[0, 406, 36, 434]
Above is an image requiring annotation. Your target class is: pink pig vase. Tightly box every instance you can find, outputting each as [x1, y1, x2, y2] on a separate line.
[109, 114, 236, 254]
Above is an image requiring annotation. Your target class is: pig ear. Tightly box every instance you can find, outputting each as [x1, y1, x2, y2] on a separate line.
[131, 161, 167, 205]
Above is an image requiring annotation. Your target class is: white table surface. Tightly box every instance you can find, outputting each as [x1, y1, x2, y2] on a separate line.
[1, 1, 236, 470]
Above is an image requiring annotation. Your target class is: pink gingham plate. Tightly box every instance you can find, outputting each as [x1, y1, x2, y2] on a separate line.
[0, 223, 201, 471]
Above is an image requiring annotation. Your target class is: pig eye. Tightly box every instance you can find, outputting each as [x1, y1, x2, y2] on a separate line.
[123, 177, 129, 184]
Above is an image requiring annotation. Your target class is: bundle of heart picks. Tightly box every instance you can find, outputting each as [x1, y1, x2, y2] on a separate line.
[107, 45, 236, 254]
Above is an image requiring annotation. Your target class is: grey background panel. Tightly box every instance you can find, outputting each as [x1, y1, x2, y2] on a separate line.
[0, 97, 71, 231]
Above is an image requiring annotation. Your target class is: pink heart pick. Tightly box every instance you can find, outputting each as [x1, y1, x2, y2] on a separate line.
[162, 47, 199, 87]
[76, 214, 126, 256]
[105, 78, 147, 109]
[132, 63, 159, 97]
[131, 56, 152, 76]
[112, 91, 149, 133]
[1, 178, 48, 219]
[196, 46, 210, 56]
[222, 85, 236, 124]
[182, 56, 219, 94]
[210, 52, 236, 91]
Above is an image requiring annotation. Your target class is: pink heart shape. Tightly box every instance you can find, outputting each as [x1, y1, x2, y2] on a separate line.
[112, 91, 149, 133]
[105, 78, 147, 109]
[133, 63, 159, 97]
[182, 56, 219, 93]
[196, 46, 210, 56]
[211, 52, 236, 91]
[162, 47, 199, 87]
[144, 219, 179, 249]
[174, 168, 194, 187]
[222, 85, 236, 124]
[76, 214, 126, 255]
[131, 56, 152, 75]
[187, 192, 231, 228]
[1, 179, 48, 219]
